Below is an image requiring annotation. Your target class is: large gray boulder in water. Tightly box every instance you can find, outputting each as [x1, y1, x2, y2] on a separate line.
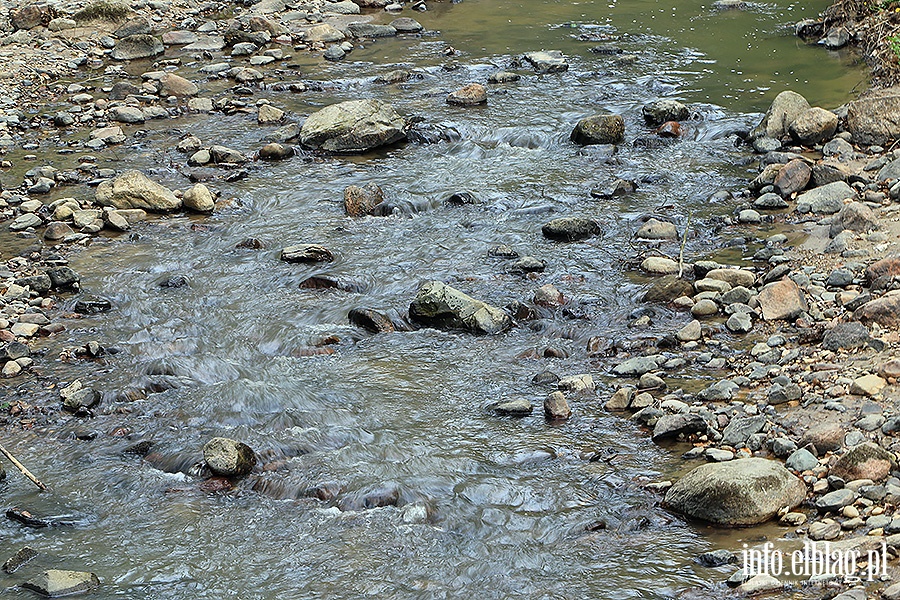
[299, 99, 407, 153]
[664, 458, 806, 526]
[409, 281, 511, 335]
[95, 170, 181, 212]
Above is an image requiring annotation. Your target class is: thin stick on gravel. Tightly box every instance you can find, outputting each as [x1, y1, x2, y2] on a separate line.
[677, 214, 691, 279]
[0, 442, 48, 491]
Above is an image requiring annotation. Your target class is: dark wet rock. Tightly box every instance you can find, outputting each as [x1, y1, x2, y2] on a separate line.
[532, 371, 560, 386]
[721, 415, 766, 447]
[773, 159, 811, 196]
[16, 274, 51, 294]
[831, 442, 895, 482]
[22, 570, 100, 597]
[522, 50, 568, 73]
[821, 26, 850, 49]
[488, 71, 520, 84]
[815, 488, 857, 512]
[754, 193, 788, 209]
[757, 278, 806, 321]
[3, 547, 37, 574]
[61, 386, 100, 412]
[95, 170, 181, 212]
[751, 90, 810, 141]
[796, 180, 854, 214]
[280, 244, 334, 263]
[570, 114, 625, 145]
[259, 143, 294, 160]
[300, 99, 407, 154]
[495, 398, 533, 416]
[43, 222, 73, 242]
[347, 23, 397, 38]
[846, 86, 900, 146]
[651, 414, 708, 442]
[0, 342, 30, 362]
[111, 34, 164, 60]
[854, 295, 900, 328]
[822, 322, 871, 351]
[348, 308, 394, 333]
[339, 485, 400, 511]
[696, 549, 737, 567]
[643, 275, 693, 303]
[202, 437, 256, 477]
[642, 99, 689, 127]
[446, 191, 478, 205]
[591, 178, 637, 199]
[447, 83, 487, 106]
[74, 297, 112, 314]
[45, 267, 80, 290]
[665, 458, 806, 526]
[789, 107, 838, 146]
[300, 275, 365, 293]
[6, 508, 53, 528]
[541, 217, 601, 241]
[409, 281, 510, 335]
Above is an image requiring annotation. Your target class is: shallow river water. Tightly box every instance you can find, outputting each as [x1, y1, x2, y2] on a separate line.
[0, 0, 868, 597]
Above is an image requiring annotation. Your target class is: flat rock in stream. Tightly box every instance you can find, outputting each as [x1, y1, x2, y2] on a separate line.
[541, 217, 601, 241]
[111, 34, 164, 60]
[299, 99, 407, 154]
[522, 50, 568, 73]
[409, 281, 511, 335]
[95, 170, 181, 212]
[664, 458, 806, 526]
[280, 244, 334, 263]
[22, 570, 100, 597]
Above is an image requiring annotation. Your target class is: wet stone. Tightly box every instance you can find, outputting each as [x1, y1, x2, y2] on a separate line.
[202, 437, 257, 477]
[22, 570, 100, 597]
[495, 399, 533, 416]
[695, 549, 737, 568]
[280, 244, 334, 263]
[2, 546, 37, 574]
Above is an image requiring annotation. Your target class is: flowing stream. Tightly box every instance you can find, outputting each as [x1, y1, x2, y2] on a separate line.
[0, 0, 867, 597]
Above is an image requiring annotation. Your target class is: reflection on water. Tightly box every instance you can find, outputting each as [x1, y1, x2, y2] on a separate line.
[0, 0, 862, 597]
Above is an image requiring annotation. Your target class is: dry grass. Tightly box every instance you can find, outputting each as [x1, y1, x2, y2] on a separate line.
[72, 1, 131, 23]
[826, 0, 900, 86]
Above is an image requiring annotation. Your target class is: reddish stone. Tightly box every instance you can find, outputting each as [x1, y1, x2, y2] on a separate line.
[865, 255, 900, 284]
[198, 477, 234, 493]
[773, 159, 812, 196]
[854, 294, 900, 328]
[655, 121, 682, 137]
[758, 278, 808, 321]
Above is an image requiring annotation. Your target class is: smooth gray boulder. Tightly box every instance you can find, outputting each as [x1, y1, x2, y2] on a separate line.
[796, 180, 854, 214]
[299, 99, 407, 153]
[664, 458, 806, 526]
[846, 86, 900, 146]
[751, 91, 810, 141]
[409, 281, 511, 335]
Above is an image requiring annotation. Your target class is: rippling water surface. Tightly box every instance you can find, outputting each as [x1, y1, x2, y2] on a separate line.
[0, 0, 865, 597]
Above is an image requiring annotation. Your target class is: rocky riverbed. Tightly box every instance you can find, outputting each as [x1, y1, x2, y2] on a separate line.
[2, 0, 900, 597]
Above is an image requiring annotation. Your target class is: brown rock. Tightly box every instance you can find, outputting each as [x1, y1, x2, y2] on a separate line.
[865, 255, 900, 285]
[854, 294, 900, 328]
[642, 275, 693, 303]
[830, 201, 877, 237]
[830, 442, 895, 482]
[571, 114, 625, 145]
[544, 391, 571, 420]
[655, 121, 682, 137]
[348, 308, 395, 333]
[158, 73, 198, 97]
[343, 183, 384, 217]
[788, 107, 838, 146]
[43, 221, 74, 241]
[800, 422, 844, 455]
[879, 359, 900, 379]
[758, 278, 807, 321]
[773, 159, 811, 196]
[11, 5, 52, 30]
[447, 83, 487, 106]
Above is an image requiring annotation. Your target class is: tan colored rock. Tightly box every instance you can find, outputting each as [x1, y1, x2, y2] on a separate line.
[757, 278, 807, 321]
[159, 73, 199, 96]
[850, 374, 886, 397]
[95, 170, 181, 212]
[705, 268, 755, 288]
[182, 183, 215, 212]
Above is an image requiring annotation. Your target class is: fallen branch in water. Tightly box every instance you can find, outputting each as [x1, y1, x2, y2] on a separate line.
[677, 214, 691, 279]
[0, 443, 48, 491]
